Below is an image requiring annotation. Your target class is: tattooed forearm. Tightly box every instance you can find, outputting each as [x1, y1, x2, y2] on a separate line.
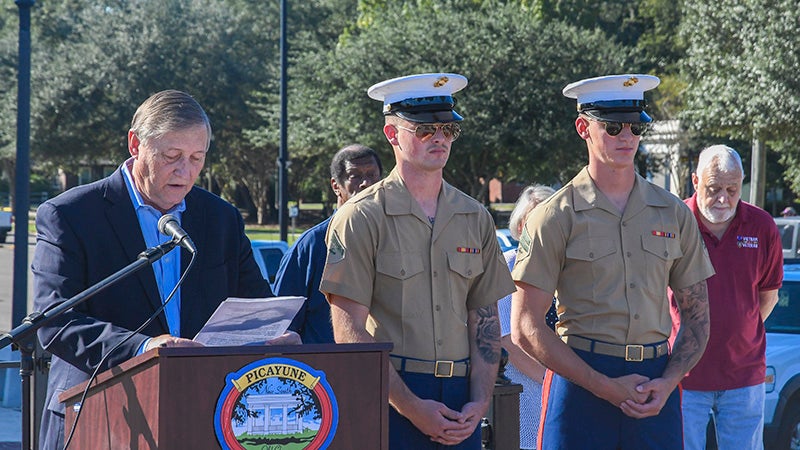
[668, 280, 710, 378]
[474, 304, 501, 365]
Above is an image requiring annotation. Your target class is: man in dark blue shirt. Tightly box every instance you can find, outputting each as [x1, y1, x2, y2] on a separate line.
[273, 144, 382, 343]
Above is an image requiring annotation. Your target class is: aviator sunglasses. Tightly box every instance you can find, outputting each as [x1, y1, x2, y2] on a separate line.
[587, 118, 648, 137]
[396, 122, 462, 142]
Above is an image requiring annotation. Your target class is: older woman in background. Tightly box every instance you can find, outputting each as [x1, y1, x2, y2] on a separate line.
[497, 184, 556, 450]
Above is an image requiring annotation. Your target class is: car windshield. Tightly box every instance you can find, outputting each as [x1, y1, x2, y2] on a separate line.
[766, 280, 800, 334]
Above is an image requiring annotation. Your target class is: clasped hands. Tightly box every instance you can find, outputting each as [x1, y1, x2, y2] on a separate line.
[408, 399, 485, 446]
[605, 373, 675, 419]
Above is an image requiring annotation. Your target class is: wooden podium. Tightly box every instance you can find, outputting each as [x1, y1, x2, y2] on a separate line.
[59, 343, 391, 449]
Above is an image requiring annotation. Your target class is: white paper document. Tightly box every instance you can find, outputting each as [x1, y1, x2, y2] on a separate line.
[193, 296, 305, 346]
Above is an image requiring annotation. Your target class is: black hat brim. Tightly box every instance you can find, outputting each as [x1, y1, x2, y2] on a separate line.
[393, 110, 463, 123]
[582, 109, 652, 123]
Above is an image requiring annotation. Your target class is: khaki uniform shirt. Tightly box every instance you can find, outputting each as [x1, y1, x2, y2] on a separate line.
[320, 168, 515, 361]
[512, 167, 714, 344]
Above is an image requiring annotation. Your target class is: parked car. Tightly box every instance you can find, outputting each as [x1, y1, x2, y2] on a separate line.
[0, 209, 11, 243]
[250, 240, 288, 285]
[775, 217, 800, 261]
[763, 262, 800, 449]
[495, 229, 518, 253]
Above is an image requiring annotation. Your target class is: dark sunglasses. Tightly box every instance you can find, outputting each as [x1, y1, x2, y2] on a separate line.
[396, 122, 462, 142]
[592, 119, 648, 137]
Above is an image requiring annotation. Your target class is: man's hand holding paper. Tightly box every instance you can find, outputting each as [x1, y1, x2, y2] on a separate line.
[193, 296, 306, 346]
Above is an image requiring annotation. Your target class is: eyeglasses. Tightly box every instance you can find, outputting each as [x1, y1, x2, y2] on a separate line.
[395, 122, 462, 142]
[589, 119, 648, 137]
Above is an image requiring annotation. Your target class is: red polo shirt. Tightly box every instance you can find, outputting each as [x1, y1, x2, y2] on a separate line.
[670, 194, 783, 391]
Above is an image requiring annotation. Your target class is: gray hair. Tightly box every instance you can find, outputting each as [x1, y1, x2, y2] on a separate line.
[508, 184, 556, 240]
[695, 145, 744, 179]
[130, 90, 212, 151]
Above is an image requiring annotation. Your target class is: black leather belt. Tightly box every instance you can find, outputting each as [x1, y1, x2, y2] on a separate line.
[562, 335, 669, 362]
[390, 355, 469, 377]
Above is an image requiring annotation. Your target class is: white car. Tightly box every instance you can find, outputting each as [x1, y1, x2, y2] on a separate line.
[763, 262, 800, 449]
[250, 240, 288, 284]
[776, 217, 800, 261]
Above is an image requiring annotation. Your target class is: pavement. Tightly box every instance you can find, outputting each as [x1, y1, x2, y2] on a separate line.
[0, 405, 21, 449]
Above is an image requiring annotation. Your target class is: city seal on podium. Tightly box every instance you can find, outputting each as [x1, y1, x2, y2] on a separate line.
[214, 357, 339, 449]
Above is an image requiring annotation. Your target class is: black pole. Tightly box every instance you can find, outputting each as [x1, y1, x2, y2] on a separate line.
[13, 1, 34, 448]
[278, 0, 288, 242]
[13, 0, 34, 334]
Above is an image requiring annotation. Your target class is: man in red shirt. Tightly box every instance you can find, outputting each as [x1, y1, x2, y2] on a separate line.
[670, 144, 783, 449]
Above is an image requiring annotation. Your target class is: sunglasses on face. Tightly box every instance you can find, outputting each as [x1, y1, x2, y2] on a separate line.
[590, 119, 648, 137]
[396, 122, 462, 142]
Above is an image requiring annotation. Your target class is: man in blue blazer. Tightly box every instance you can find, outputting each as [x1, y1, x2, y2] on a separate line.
[32, 90, 295, 449]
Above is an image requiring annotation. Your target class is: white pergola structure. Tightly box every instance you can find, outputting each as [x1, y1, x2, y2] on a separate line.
[245, 394, 304, 435]
[641, 119, 690, 198]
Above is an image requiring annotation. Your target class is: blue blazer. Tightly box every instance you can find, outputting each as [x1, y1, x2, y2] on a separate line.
[32, 168, 271, 449]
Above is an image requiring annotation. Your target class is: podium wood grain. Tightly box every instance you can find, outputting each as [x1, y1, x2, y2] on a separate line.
[60, 343, 391, 449]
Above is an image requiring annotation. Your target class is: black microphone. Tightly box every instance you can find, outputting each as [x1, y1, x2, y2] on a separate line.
[157, 214, 197, 254]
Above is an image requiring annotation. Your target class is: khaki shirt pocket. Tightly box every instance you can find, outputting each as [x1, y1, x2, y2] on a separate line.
[446, 252, 485, 321]
[641, 234, 684, 309]
[641, 234, 683, 262]
[376, 252, 425, 323]
[376, 252, 424, 280]
[565, 237, 617, 262]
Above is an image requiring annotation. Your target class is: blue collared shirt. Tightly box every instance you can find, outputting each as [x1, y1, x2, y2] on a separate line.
[121, 158, 185, 338]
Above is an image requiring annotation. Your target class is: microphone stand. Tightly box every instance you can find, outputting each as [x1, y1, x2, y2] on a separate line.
[0, 240, 177, 450]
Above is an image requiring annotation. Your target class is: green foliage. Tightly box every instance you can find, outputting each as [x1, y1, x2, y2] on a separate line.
[680, 0, 800, 195]
[4, 0, 291, 223]
[680, 0, 800, 141]
[285, 1, 634, 198]
[5, 0, 798, 211]
[242, 0, 360, 217]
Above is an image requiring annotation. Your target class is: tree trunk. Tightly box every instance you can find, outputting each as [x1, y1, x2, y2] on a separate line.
[750, 133, 766, 207]
[257, 199, 268, 225]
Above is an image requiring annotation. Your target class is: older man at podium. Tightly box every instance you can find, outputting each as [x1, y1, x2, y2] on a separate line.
[32, 90, 298, 449]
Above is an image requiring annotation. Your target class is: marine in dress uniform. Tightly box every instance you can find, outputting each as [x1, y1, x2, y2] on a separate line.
[510, 74, 715, 450]
[320, 73, 515, 449]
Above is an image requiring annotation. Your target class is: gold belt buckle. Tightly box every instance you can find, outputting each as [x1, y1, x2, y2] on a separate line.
[625, 345, 644, 362]
[434, 360, 454, 377]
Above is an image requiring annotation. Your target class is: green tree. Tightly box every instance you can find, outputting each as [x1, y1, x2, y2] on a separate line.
[244, 0, 361, 211]
[0, 5, 18, 197]
[680, 0, 800, 201]
[283, 1, 634, 200]
[0, 0, 291, 223]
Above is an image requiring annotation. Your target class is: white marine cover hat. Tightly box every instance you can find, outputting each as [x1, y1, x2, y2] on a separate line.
[368, 73, 468, 123]
[563, 74, 660, 123]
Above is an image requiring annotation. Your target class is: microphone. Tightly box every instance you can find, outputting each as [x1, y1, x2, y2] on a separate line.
[157, 214, 197, 254]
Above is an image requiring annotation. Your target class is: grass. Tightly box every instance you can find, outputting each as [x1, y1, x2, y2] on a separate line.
[235, 430, 317, 449]
[245, 224, 309, 245]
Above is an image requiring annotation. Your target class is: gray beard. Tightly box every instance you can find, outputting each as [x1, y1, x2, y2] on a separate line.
[699, 204, 736, 224]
